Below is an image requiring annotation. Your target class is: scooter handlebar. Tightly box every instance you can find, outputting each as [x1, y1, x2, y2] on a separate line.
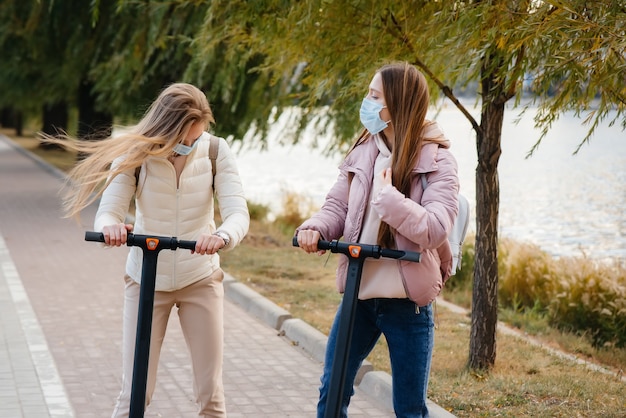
[292, 236, 420, 263]
[292, 236, 333, 251]
[380, 248, 421, 263]
[85, 231, 197, 251]
[176, 240, 197, 251]
[85, 231, 105, 242]
[292, 236, 330, 249]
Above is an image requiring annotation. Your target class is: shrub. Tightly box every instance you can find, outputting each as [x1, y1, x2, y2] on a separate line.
[445, 238, 626, 348]
[547, 258, 626, 348]
[273, 189, 316, 234]
[247, 201, 270, 221]
[498, 239, 555, 312]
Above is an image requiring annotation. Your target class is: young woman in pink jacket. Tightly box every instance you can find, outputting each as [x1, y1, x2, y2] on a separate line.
[295, 62, 459, 418]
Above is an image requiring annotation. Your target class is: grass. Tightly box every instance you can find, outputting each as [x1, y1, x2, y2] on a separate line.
[5, 127, 626, 417]
[219, 220, 626, 417]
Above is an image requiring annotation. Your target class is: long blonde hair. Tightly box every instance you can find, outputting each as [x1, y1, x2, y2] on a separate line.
[44, 83, 214, 219]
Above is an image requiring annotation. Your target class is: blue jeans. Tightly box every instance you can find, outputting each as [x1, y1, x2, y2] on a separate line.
[317, 298, 434, 418]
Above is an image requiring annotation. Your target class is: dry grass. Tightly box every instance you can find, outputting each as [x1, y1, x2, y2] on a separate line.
[6, 128, 626, 417]
[221, 221, 626, 417]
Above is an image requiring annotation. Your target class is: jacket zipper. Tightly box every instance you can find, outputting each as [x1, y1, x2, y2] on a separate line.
[172, 159, 180, 288]
[397, 259, 411, 300]
[348, 169, 370, 242]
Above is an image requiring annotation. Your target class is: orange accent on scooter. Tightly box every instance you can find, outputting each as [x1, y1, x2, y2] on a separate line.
[146, 238, 159, 251]
[348, 245, 361, 258]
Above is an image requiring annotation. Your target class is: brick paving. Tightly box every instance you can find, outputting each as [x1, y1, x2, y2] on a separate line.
[0, 135, 396, 418]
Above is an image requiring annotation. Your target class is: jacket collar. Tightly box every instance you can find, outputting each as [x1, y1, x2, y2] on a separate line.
[343, 133, 443, 175]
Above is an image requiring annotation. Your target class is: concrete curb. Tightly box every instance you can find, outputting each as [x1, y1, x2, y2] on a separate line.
[223, 273, 456, 417]
[279, 318, 326, 363]
[1, 134, 67, 181]
[223, 275, 292, 330]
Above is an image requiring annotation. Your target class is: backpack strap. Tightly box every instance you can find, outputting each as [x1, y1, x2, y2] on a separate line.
[208, 135, 219, 192]
[209, 135, 219, 178]
[135, 135, 220, 190]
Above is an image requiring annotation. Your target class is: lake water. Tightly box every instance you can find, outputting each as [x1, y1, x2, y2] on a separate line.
[232, 102, 625, 262]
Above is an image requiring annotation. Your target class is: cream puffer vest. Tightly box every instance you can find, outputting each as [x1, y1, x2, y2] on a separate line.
[95, 133, 249, 291]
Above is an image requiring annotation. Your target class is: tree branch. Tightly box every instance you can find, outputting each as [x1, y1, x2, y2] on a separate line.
[502, 45, 525, 102]
[386, 9, 483, 137]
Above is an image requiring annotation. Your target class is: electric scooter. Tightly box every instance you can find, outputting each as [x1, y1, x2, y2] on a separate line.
[292, 237, 421, 418]
[85, 231, 196, 418]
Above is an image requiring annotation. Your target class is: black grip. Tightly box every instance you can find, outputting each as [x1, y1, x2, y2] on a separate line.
[316, 240, 332, 251]
[381, 248, 421, 263]
[293, 235, 420, 263]
[177, 240, 196, 250]
[292, 236, 332, 251]
[85, 231, 105, 242]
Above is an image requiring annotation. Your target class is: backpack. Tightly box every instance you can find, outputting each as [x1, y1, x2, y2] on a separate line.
[421, 175, 470, 276]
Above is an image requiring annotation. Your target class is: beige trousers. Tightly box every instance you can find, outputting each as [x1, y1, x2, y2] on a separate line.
[111, 269, 226, 418]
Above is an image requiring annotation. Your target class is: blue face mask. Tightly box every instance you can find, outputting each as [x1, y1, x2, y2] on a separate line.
[360, 98, 389, 135]
[173, 138, 200, 155]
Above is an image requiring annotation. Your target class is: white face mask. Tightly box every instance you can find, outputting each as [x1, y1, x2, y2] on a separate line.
[360, 98, 389, 135]
[173, 138, 200, 155]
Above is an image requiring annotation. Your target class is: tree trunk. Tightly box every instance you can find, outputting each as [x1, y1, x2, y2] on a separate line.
[0, 108, 23, 136]
[468, 57, 505, 371]
[40, 101, 69, 150]
[77, 80, 113, 140]
[14, 111, 23, 137]
[1, 108, 13, 127]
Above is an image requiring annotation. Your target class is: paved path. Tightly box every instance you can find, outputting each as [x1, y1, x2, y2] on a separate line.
[0, 133, 455, 418]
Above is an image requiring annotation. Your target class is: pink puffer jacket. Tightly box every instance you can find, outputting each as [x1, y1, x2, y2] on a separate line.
[297, 124, 459, 306]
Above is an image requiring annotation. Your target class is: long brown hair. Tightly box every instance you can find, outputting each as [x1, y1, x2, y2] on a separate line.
[43, 83, 214, 219]
[362, 62, 430, 248]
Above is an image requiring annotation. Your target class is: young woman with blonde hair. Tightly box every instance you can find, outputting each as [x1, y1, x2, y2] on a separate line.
[50, 82, 250, 417]
[295, 63, 459, 417]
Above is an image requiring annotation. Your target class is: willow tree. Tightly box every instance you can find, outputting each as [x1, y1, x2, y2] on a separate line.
[88, 1, 209, 120]
[196, 0, 624, 371]
[88, 0, 277, 140]
[0, 0, 75, 136]
[0, 0, 122, 139]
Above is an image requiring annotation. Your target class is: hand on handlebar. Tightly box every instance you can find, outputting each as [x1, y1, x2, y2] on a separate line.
[193, 232, 226, 255]
[296, 230, 326, 255]
[101, 223, 134, 247]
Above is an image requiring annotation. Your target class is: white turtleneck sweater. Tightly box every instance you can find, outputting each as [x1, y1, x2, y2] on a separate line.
[357, 134, 407, 300]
